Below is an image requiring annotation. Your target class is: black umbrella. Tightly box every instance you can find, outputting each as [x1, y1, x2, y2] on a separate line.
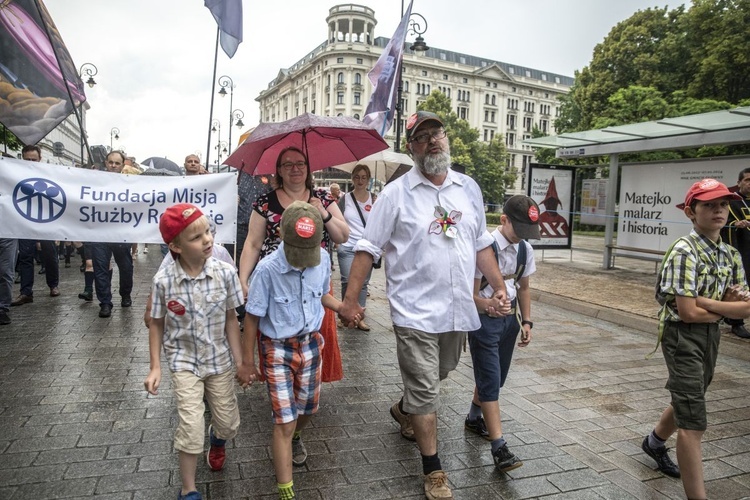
[142, 157, 182, 175]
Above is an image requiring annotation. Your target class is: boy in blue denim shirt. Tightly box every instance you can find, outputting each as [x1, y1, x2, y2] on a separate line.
[237, 201, 355, 500]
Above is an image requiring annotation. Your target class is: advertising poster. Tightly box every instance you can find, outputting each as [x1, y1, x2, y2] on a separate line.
[580, 178, 608, 226]
[527, 164, 575, 249]
[618, 157, 748, 253]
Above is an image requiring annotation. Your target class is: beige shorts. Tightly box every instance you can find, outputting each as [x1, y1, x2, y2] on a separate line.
[170, 369, 239, 454]
[393, 326, 466, 415]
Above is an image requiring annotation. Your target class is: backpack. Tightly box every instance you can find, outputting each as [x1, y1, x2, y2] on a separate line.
[479, 239, 527, 293]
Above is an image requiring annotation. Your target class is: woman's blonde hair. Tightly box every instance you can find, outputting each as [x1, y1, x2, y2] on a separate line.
[351, 163, 371, 179]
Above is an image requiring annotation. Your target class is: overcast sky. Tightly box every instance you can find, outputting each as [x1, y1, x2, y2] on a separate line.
[44, 0, 674, 166]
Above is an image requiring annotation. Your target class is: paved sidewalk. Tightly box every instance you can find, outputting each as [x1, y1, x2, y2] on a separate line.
[1, 248, 749, 499]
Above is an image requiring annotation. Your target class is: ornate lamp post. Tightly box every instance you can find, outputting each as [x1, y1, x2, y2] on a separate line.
[229, 109, 244, 154]
[77, 63, 98, 166]
[215, 141, 228, 171]
[211, 119, 221, 171]
[394, 13, 429, 152]
[218, 75, 235, 156]
[110, 127, 120, 151]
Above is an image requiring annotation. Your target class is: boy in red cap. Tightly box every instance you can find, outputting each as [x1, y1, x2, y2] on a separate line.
[144, 203, 244, 500]
[642, 179, 750, 499]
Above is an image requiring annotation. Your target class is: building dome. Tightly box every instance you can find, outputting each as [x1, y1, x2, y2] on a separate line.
[326, 4, 377, 45]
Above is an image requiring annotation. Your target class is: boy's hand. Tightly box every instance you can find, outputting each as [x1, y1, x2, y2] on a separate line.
[339, 298, 364, 326]
[518, 327, 532, 347]
[722, 284, 750, 303]
[144, 369, 161, 395]
[236, 362, 261, 388]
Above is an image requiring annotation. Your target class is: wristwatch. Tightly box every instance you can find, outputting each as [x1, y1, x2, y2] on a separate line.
[521, 320, 533, 329]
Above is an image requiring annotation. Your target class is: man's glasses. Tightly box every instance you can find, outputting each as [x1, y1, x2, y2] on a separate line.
[410, 129, 446, 144]
[280, 161, 307, 170]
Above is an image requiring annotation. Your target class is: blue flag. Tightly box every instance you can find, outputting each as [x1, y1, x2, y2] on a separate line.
[204, 0, 243, 58]
[363, 0, 414, 137]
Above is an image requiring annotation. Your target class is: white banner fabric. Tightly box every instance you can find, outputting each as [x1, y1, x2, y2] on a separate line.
[0, 158, 238, 244]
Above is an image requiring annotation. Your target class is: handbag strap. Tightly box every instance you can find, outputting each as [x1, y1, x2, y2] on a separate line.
[351, 191, 367, 227]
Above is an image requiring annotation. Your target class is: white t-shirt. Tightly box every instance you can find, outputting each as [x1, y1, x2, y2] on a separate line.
[340, 191, 375, 249]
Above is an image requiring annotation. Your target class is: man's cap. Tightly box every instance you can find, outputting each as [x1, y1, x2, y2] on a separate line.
[282, 201, 323, 268]
[405, 111, 444, 142]
[160, 203, 204, 244]
[503, 195, 541, 240]
[676, 178, 741, 209]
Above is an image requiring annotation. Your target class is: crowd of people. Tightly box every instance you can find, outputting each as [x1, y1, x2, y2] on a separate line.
[3, 111, 748, 500]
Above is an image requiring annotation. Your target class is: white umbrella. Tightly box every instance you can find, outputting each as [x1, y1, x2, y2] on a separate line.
[334, 150, 413, 183]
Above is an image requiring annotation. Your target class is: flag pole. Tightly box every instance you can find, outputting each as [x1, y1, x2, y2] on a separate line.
[206, 26, 220, 171]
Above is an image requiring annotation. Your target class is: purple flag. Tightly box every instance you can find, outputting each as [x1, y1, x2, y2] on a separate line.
[0, 0, 85, 145]
[204, 0, 243, 58]
[363, 0, 414, 137]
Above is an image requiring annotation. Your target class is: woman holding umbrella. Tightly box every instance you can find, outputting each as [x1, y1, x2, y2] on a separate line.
[337, 164, 377, 331]
[238, 146, 349, 382]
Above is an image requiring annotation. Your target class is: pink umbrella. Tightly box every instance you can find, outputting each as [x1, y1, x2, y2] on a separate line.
[224, 113, 389, 176]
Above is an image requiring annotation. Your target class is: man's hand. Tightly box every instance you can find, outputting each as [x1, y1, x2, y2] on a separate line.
[144, 369, 161, 395]
[339, 298, 364, 326]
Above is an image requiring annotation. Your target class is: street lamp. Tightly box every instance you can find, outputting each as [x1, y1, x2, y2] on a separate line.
[394, 12, 429, 152]
[214, 141, 228, 172]
[78, 62, 98, 88]
[230, 109, 244, 154]
[77, 62, 98, 166]
[211, 119, 221, 170]
[110, 127, 120, 151]
[218, 75, 236, 156]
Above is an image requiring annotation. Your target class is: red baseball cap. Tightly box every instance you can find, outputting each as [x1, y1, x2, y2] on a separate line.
[159, 204, 204, 243]
[676, 178, 741, 209]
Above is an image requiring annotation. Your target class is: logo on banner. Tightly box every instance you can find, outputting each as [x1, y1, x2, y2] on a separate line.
[13, 178, 67, 223]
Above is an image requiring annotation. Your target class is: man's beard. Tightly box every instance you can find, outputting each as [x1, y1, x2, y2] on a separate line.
[415, 149, 451, 176]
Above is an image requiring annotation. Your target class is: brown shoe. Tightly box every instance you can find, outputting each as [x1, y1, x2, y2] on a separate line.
[357, 319, 371, 331]
[11, 294, 33, 306]
[424, 470, 453, 499]
[50, 287, 60, 297]
[390, 401, 415, 441]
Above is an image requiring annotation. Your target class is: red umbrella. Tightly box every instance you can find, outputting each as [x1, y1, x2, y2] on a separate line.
[224, 113, 389, 175]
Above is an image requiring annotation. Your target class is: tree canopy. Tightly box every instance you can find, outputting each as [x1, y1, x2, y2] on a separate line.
[559, 0, 750, 135]
[416, 91, 515, 206]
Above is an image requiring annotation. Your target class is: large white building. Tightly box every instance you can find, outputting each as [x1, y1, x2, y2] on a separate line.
[256, 3, 574, 195]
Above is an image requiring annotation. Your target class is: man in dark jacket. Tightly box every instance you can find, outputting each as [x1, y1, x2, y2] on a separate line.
[722, 167, 750, 338]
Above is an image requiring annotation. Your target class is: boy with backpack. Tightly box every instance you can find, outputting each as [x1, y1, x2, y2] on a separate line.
[642, 179, 750, 500]
[465, 195, 539, 472]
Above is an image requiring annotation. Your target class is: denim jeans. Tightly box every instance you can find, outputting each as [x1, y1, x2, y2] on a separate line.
[18, 239, 58, 295]
[336, 245, 372, 308]
[0, 238, 18, 311]
[90, 242, 133, 306]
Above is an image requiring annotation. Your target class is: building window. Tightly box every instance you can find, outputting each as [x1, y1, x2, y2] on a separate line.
[440, 53, 446, 60]
[354, 73, 361, 84]
[542, 74, 547, 81]
[491, 111, 496, 122]
[443, 74, 448, 80]
[484, 110, 489, 122]
[486, 81, 491, 87]
[508, 67, 515, 74]
[354, 92, 361, 105]
[485, 95, 490, 104]
[493, 83, 497, 88]
[507, 114, 516, 129]
[525, 70, 531, 77]
[459, 56, 466, 64]
[337, 72, 344, 84]
[462, 77, 468, 84]
[356, 58, 363, 64]
[404, 81, 409, 92]
[337, 92, 344, 104]
[511, 86, 517, 93]
[506, 133, 515, 147]
[422, 70, 428, 77]
[484, 129, 488, 142]
[555, 76, 561, 84]
[491, 95, 496, 105]
[337, 57, 344, 63]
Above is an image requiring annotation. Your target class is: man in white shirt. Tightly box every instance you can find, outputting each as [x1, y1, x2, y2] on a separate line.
[339, 111, 506, 500]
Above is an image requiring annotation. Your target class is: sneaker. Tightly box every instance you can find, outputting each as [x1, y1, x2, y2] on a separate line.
[78, 289, 93, 301]
[38, 266, 46, 275]
[278, 485, 296, 500]
[177, 491, 202, 500]
[464, 416, 491, 440]
[0, 311, 10, 325]
[493, 444, 523, 472]
[50, 287, 60, 297]
[206, 424, 227, 471]
[11, 294, 33, 306]
[99, 304, 112, 318]
[641, 436, 680, 478]
[390, 401, 415, 441]
[424, 470, 453, 499]
[292, 435, 307, 466]
[121, 296, 132, 308]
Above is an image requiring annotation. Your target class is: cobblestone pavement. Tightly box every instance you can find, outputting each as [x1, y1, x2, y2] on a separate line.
[1, 246, 749, 499]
